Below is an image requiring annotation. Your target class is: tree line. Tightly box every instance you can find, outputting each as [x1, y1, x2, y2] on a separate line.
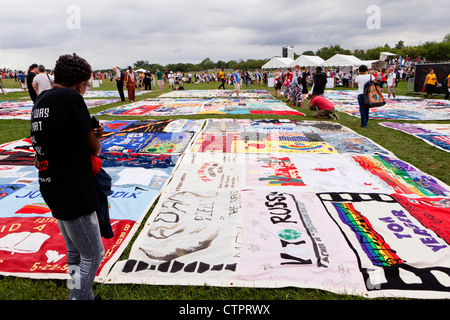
[318, 37, 450, 62]
[107, 34, 450, 73]
[130, 57, 269, 74]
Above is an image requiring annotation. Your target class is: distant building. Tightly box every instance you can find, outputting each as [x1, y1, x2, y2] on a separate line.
[282, 46, 294, 60]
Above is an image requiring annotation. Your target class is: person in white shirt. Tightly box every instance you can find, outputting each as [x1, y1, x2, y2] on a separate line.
[32, 65, 53, 95]
[354, 65, 372, 129]
[168, 71, 175, 89]
[386, 67, 396, 99]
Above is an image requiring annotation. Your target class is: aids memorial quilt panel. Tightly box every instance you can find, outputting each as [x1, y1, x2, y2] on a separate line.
[96, 99, 205, 116]
[237, 190, 367, 294]
[106, 188, 243, 287]
[160, 89, 273, 99]
[317, 192, 450, 299]
[0, 119, 200, 280]
[0, 163, 177, 281]
[379, 122, 450, 153]
[351, 154, 450, 197]
[190, 119, 391, 155]
[100, 119, 204, 154]
[324, 90, 420, 102]
[0, 99, 120, 120]
[329, 96, 450, 121]
[96, 97, 303, 116]
[161, 153, 393, 195]
[198, 98, 304, 116]
[83, 90, 148, 98]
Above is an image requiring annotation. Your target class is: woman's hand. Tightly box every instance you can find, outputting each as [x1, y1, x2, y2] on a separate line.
[93, 124, 104, 138]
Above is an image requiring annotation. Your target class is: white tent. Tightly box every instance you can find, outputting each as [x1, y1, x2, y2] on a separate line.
[322, 54, 364, 67]
[289, 55, 324, 67]
[362, 60, 381, 68]
[261, 57, 294, 69]
[379, 52, 397, 61]
[135, 68, 148, 73]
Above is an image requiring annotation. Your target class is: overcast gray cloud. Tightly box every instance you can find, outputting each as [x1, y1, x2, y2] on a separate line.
[0, 0, 447, 70]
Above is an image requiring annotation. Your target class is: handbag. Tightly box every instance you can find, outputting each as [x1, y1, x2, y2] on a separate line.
[91, 155, 114, 239]
[363, 75, 386, 108]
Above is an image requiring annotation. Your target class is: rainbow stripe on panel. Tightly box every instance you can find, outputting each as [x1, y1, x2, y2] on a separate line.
[332, 202, 403, 267]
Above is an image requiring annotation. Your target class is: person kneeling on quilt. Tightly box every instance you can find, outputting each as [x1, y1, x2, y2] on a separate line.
[308, 93, 339, 120]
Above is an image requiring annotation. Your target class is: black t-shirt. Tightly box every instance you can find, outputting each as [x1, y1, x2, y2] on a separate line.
[313, 72, 327, 95]
[27, 72, 37, 101]
[30, 87, 98, 220]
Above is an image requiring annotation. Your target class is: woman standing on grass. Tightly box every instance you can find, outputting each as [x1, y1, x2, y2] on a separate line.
[124, 66, 136, 102]
[423, 69, 439, 99]
[300, 67, 309, 101]
[218, 68, 226, 90]
[354, 64, 372, 129]
[30, 53, 105, 300]
[289, 65, 303, 107]
[283, 67, 294, 102]
[274, 69, 283, 98]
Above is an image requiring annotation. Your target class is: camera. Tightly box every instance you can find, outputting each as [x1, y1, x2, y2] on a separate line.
[91, 116, 100, 128]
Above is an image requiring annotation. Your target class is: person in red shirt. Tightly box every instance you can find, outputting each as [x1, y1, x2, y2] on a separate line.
[372, 70, 378, 85]
[308, 93, 339, 120]
[380, 69, 387, 92]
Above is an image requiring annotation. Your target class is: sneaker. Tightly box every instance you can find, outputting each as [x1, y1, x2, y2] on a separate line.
[330, 113, 339, 120]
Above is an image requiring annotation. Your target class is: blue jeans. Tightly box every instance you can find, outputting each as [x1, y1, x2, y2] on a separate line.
[357, 94, 369, 127]
[58, 212, 105, 300]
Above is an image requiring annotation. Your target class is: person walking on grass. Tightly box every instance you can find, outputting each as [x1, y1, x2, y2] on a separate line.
[386, 67, 396, 99]
[144, 71, 152, 91]
[17, 71, 27, 91]
[32, 65, 53, 96]
[124, 66, 136, 102]
[230, 68, 241, 97]
[27, 64, 39, 102]
[283, 67, 294, 102]
[300, 67, 309, 101]
[312, 66, 327, 96]
[168, 71, 175, 89]
[218, 68, 226, 90]
[355, 64, 372, 129]
[112, 67, 125, 101]
[289, 65, 303, 107]
[156, 68, 164, 91]
[423, 69, 439, 99]
[274, 69, 283, 98]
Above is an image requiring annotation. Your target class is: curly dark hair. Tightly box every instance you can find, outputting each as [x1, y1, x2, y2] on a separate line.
[359, 65, 368, 73]
[53, 53, 92, 87]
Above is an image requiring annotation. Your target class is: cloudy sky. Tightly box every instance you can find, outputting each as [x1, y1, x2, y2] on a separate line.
[0, 0, 448, 70]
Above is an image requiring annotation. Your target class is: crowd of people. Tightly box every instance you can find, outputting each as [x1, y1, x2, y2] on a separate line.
[2, 58, 449, 125]
[0, 61, 431, 102]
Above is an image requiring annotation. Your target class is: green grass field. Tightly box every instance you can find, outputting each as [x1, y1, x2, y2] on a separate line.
[0, 77, 449, 300]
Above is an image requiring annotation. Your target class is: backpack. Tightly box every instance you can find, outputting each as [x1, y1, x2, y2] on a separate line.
[363, 75, 386, 108]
